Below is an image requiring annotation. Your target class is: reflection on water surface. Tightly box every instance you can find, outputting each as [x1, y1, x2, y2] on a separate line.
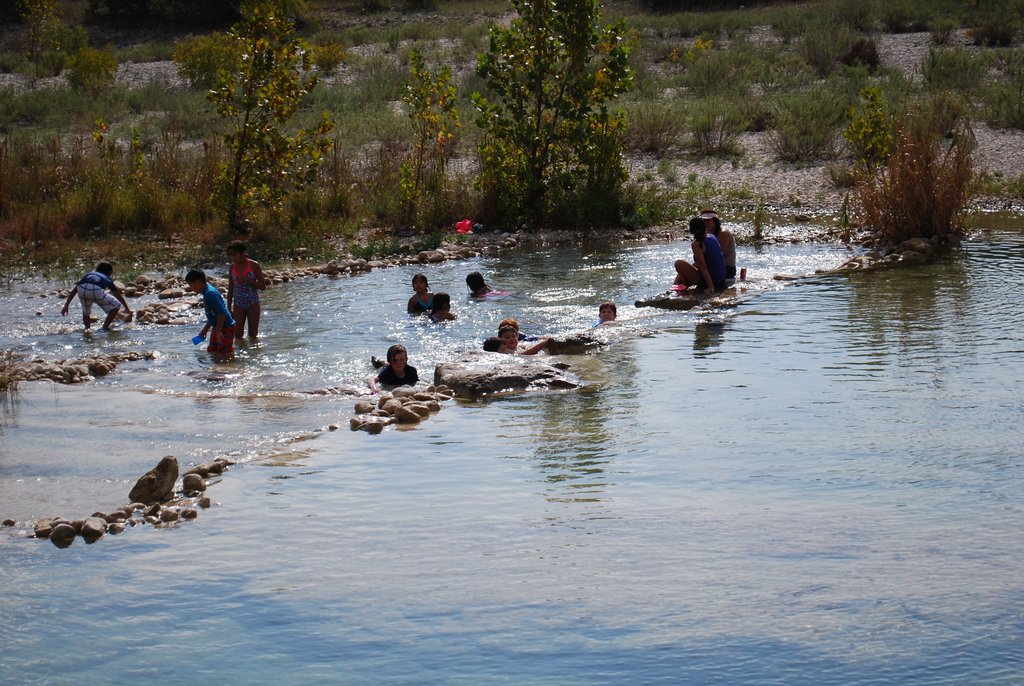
[1, 230, 1022, 684]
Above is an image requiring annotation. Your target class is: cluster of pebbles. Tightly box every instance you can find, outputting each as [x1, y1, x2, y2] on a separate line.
[6, 351, 156, 383]
[348, 384, 455, 434]
[6, 456, 233, 548]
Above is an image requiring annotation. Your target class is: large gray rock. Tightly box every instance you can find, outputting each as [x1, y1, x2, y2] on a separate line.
[128, 456, 179, 504]
[545, 331, 607, 355]
[433, 351, 581, 398]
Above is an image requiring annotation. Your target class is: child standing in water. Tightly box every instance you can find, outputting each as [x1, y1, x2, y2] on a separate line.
[429, 292, 457, 322]
[369, 344, 419, 392]
[186, 269, 236, 356]
[226, 240, 266, 340]
[61, 261, 133, 331]
[407, 273, 434, 314]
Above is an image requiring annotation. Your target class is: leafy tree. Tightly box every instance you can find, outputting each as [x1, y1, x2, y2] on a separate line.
[473, 0, 631, 228]
[400, 49, 460, 229]
[19, 0, 63, 78]
[208, 0, 334, 231]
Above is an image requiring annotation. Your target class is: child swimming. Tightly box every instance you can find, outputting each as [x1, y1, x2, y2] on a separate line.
[407, 273, 434, 314]
[369, 344, 419, 392]
[429, 292, 457, 322]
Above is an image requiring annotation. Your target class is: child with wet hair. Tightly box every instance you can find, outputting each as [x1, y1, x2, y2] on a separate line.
[596, 301, 617, 325]
[369, 344, 419, 392]
[407, 273, 433, 314]
[466, 271, 493, 297]
[429, 292, 457, 322]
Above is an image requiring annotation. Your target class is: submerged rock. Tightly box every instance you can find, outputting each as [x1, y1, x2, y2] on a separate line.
[182, 473, 206, 493]
[433, 351, 581, 398]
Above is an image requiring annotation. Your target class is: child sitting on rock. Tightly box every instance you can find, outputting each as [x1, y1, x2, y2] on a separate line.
[61, 261, 133, 331]
[369, 344, 419, 393]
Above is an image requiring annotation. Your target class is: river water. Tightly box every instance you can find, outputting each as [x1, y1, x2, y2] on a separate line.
[1, 222, 1022, 685]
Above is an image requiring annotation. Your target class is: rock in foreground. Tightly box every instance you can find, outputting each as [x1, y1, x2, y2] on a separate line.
[128, 455, 179, 504]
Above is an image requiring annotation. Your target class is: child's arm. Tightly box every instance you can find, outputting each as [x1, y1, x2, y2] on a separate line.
[211, 313, 226, 341]
[226, 273, 234, 310]
[520, 337, 549, 355]
[60, 286, 78, 316]
[251, 260, 266, 290]
[112, 288, 133, 321]
[368, 370, 382, 393]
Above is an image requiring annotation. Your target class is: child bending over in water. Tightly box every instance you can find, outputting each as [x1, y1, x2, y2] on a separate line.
[61, 261, 133, 331]
[429, 292, 457, 322]
[407, 273, 433, 314]
[186, 268, 236, 356]
[226, 240, 266, 340]
[369, 344, 419, 392]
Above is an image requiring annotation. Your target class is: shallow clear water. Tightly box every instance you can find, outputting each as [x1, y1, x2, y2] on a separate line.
[1, 227, 1022, 685]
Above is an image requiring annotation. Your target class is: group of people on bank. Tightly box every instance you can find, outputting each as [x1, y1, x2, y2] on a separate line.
[61, 212, 736, 391]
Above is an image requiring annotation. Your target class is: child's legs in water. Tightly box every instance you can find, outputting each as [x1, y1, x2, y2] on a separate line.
[232, 303, 261, 338]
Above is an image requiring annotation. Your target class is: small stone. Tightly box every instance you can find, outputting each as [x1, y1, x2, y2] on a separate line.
[108, 522, 126, 535]
[70, 519, 84, 533]
[181, 508, 198, 520]
[2, 518, 15, 527]
[353, 401, 375, 414]
[81, 517, 107, 539]
[425, 400, 441, 413]
[394, 406, 422, 423]
[34, 519, 55, 538]
[160, 508, 179, 522]
[382, 398, 403, 415]
[364, 421, 384, 434]
[182, 473, 206, 493]
[143, 503, 161, 517]
[49, 523, 76, 546]
[104, 511, 127, 523]
[328, 423, 339, 431]
[350, 417, 364, 431]
[145, 515, 159, 524]
[405, 403, 431, 418]
[392, 386, 418, 398]
[198, 497, 212, 509]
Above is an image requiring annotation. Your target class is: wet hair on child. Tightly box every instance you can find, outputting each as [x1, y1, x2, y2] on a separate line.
[466, 271, 487, 292]
[431, 292, 451, 312]
[94, 261, 114, 276]
[386, 344, 407, 364]
[185, 268, 207, 284]
[483, 337, 501, 352]
[412, 273, 428, 288]
[226, 240, 247, 255]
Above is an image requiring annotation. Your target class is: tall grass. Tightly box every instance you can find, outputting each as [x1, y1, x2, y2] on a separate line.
[855, 123, 976, 244]
[768, 87, 847, 162]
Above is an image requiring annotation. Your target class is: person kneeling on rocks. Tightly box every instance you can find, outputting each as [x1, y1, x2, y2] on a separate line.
[369, 344, 419, 393]
[61, 261, 133, 331]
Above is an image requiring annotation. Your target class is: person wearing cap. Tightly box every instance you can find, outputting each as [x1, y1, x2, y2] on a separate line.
[674, 216, 727, 295]
[701, 209, 736, 279]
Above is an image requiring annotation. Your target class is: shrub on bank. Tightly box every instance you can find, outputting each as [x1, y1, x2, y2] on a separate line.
[768, 87, 847, 162]
[855, 123, 976, 245]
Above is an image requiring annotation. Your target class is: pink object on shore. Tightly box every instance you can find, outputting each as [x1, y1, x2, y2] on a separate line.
[455, 219, 473, 233]
[670, 284, 687, 292]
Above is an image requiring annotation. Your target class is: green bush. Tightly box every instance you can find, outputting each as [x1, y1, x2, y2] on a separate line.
[841, 37, 880, 72]
[66, 46, 118, 92]
[688, 97, 747, 157]
[312, 42, 346, 75]
[929, 17, 958, 46]
[969, 12, 1020, 47]
[172, 33, 238, 90]
[797, 23, 853, 78]
[683, 44, 752, 97]
[769, 87, 846, 162]
[921, 48, 989, 94]
[984, 77, 1024, 129]
[623, 100, 684, 154]
[844, 86, 895, 172]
